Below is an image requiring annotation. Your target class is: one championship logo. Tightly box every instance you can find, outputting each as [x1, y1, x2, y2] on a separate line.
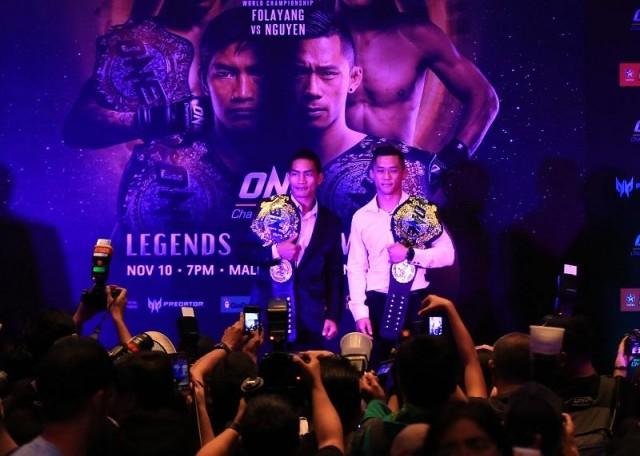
[148, 297, 163, 313]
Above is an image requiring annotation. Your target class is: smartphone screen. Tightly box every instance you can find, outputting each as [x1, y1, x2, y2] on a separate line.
[376, 361, 393, 376]
[244, 306, 260, 333]
[428, 316, 444, 336]
[170, 353, 190, 391]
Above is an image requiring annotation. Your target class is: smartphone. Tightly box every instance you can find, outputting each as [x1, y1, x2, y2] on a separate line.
[244, 305, 261, 334]
[376, 361, 393, 377]
[170, 352, 190, 392]
[428, 316, 444, 336]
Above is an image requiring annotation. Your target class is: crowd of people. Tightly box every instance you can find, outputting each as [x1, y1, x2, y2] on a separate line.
[0, 1, 627, 455]
[0, 286, 638, 456]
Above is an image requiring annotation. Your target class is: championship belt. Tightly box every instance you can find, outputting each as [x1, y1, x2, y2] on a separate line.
[250, 195, 301, 342]
[118, 140, 231, 232]
[94, 20, 193, 112]
[379, 196, 443, 340]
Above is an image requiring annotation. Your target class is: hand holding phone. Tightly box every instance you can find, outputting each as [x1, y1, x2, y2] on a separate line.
[243, 306, 260, 334]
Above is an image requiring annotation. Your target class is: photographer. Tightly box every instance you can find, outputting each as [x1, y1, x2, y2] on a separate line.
[13, 336, 114, 456]
[418, 295, 487, 398]
[605, 334, 640, 455]
[543, 316, 623, 454]
[112, 351, 193, 456]
[190, 314, 262, 445]
[195, 350, 344, 456]
[72, 285, 132, 345]
[293, 351, 345, 455]
[298, 355, 364, 455]
[351, 295, 485, 456]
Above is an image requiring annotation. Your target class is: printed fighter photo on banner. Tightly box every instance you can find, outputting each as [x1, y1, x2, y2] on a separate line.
[61, 0, 498, 341]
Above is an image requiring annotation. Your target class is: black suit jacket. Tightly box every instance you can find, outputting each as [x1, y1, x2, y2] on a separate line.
[251, 204, 344, 334]
[293, 205, 344, 332]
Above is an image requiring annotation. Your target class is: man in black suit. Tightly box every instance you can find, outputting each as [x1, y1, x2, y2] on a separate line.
[254, 150, 344, 350]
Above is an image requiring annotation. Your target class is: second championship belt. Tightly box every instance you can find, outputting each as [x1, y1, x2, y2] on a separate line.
[251, 195, 301, 343]
[379, 196, 443, 340]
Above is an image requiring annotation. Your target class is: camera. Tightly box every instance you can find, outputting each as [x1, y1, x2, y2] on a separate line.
[107, 331, 177, 361]
[108, 333, 154, 360]
[177, 307, 199, 361]
[81, 239, 120, 310]
[554, 264, 578, 317]
[266, 298, 290, 348]
[244, 305, 261, 334]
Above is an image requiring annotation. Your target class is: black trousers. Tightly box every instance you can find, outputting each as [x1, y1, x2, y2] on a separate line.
[365, 288, 429, 368]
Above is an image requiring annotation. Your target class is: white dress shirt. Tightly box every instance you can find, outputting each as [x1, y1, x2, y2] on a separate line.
[346, 192, 455, 321]
[272, 196, 318, 267]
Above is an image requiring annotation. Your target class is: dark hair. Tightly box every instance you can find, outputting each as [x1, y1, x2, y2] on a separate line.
[303, 9, 355, 66]
[395, 335, 458, 410]
[422, 400, 513, 456]
[200, 8, 263, 84]
[2, 378, 43, 444]
[156, 0, 212, 30]
[320, 355, 361, 432]
[371, 142, 406, 169]
[24, 309, 76, 364]
[117, 408, 193, 456]
[241, 394, 300, 456]
[545, 315, 594, 360]
[288, 149, 322, 174]
[208, 351, 258, 434]
[504, 382, 564, 456]
[493, 332, 531, 385]
[114, 351, 178, 411]
[36, 336, 114, 422]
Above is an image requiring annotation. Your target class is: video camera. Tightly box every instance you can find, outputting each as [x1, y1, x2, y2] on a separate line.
[108, 331, 177, 361]
[554, 264, 578, 317]
[266, 298, 290, 350]
[177, 307, 199, 362]
[108, 333, 154, 361]
[81, 239, 120, 311]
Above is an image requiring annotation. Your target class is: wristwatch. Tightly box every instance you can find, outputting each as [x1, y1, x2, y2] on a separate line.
[213, 342, 231, 354]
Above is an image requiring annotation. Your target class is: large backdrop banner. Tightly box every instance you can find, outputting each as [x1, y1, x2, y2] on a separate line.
[1, 0, 637, 356]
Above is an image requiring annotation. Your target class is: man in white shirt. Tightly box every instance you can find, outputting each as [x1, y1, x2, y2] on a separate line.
[347, 144, 455, 362]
